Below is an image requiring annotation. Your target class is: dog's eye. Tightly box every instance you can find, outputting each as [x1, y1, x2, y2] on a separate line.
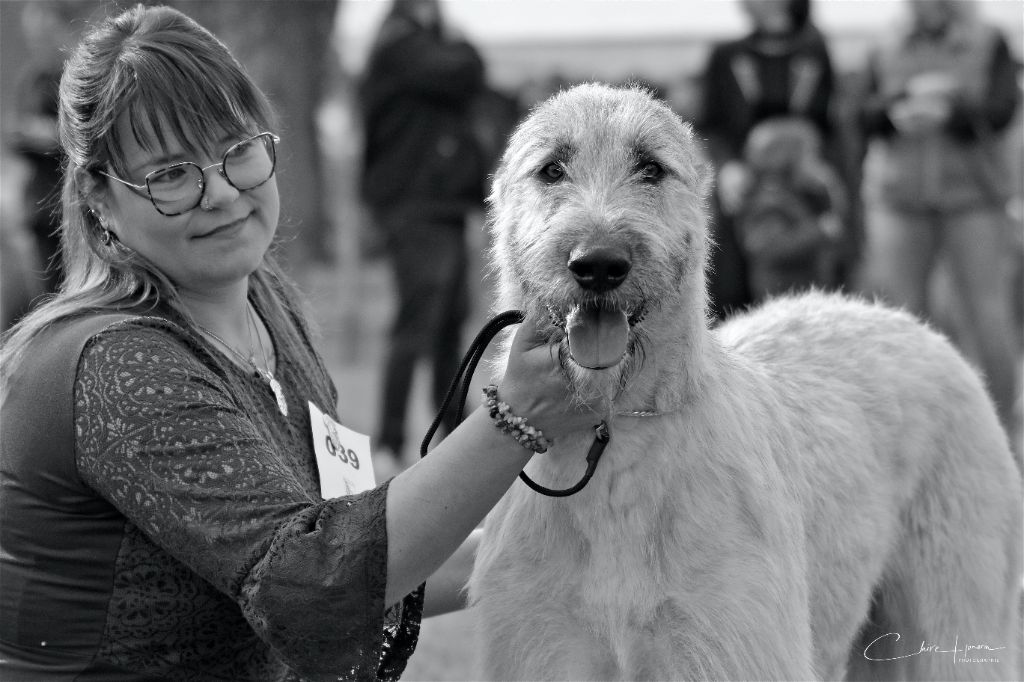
[538, 162, 565, 183]
[637, 160, 665, 182]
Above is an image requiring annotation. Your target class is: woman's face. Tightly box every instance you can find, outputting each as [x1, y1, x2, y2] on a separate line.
[741, 0, 792, 35]
[407, 0, 441, 28]
[909, 0, 955, 33]
[95, 114, 280, 294]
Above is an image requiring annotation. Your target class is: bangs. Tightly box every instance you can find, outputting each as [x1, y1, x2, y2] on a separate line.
[103, 29, 275, 175]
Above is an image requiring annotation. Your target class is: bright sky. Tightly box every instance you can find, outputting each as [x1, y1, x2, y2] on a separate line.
[338, 0, 1023, 71]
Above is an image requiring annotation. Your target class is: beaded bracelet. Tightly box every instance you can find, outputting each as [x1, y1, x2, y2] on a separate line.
[482, 384, 551, 453]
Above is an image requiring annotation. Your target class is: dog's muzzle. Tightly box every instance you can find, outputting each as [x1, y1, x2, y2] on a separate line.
[542, 245, 645, 370]
[547, 301, 647, 371]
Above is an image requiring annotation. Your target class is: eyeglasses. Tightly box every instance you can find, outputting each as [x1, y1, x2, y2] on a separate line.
[96, 132, 280, 216]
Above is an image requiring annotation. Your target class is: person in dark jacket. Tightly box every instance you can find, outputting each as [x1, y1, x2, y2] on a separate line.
[858, 0, 1021, 432]
[696, 0, 838, 318]
[9, 2, 76, 299]
[358, 0, 488, 471]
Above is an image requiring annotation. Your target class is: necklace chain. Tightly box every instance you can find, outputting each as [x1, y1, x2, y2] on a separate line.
[612, 399, 683, 418]
[193, 303, 289, 417]
[246, 304, 273, 374]
[616, 409, 674, 418]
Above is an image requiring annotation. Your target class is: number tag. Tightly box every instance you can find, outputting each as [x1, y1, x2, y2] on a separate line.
[308, 401, 376, 498]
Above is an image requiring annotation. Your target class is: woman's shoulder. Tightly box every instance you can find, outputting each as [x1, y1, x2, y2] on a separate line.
[709, 35, 749, 59]
[72, 314, 248, 426]
[52, 311, 189, 355]
[76, 313, 218, 377]
[2, 312, 204, 469]
[82, 312, 187, 340]
[9, 312, 148, 383]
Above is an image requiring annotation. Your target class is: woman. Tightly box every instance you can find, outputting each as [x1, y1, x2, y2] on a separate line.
[358, 0, 488, 470]
[858, 0, 1020, 431]
[0, 5, 595, 679]
[696, 0, 839, 317]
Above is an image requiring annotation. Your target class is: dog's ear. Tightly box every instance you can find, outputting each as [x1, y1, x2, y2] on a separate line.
[671, 122, 715, 201]
[487, 158, 509, 206]
[483, 172, 502, 244]
[694, 159, 715, 201]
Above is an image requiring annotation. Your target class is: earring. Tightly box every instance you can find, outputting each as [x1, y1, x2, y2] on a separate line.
[93, 212, 114, 246]
[201, 195, 211, 211]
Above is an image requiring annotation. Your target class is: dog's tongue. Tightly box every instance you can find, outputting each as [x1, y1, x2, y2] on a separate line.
[566, 307, 629, 369]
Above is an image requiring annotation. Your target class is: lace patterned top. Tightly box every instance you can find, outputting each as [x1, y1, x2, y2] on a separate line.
[0, 279, 422, 680]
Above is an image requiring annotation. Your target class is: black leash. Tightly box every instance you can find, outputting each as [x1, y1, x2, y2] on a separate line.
[420, 310, 609, 497]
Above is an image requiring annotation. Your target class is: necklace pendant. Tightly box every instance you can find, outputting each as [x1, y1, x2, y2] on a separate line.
[268, 374, 288, 417]
[267, 375, 288, 417]
[254, 366, 288, 417]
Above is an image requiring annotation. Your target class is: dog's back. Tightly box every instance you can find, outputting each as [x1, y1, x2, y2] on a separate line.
[717, 291, 1022, 680]
[473, 291, 1022, 681]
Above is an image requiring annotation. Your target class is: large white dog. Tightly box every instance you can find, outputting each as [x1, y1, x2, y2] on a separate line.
[468, 83, 1022, 681]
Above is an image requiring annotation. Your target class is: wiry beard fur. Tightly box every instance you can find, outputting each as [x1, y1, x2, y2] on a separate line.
[515, 293, 657, 409]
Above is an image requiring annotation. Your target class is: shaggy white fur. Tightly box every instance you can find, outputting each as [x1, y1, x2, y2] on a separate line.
[469, 83, 1022, 681]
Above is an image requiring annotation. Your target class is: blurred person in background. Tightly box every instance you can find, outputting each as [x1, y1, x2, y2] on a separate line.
[696, 0, 840, 318]
[0, 227, 42, 333]
[357, 0, 489, 475]
[858, 0, 1021, 436]
[8, 2, 75, 301]
[729, 116, 847, 301]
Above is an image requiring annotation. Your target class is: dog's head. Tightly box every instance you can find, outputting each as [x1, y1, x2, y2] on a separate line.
[487, 83, 713, 399]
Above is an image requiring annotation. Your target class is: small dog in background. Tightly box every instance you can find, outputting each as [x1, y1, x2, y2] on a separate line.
[469, 83, 1021, 681]
[724, 116, 847, 299]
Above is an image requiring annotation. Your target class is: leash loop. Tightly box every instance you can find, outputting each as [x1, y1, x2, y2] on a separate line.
[420, 310, 609, 497]
[517, 421, 609, 497]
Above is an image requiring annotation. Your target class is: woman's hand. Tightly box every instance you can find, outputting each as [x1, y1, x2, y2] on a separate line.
[891, 72, 957, 136]
[889, 96, 951, 135]
[385, 314, 594, 603]
[495, 312, 595, 442]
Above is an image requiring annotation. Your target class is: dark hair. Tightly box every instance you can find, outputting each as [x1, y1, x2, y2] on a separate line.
[385, 0, 441, 28]
[62, 4, 276, 179]
[1, 4, 296, 382]
[788, 0, 812, 33]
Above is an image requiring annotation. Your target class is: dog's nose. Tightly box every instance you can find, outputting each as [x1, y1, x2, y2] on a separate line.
[568, 246, 632, 292]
